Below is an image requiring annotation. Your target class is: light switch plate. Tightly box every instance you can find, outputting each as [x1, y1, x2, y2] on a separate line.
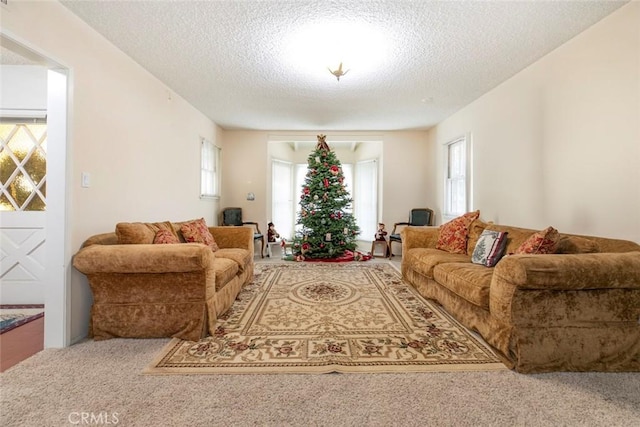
[81, 172, 91, 188]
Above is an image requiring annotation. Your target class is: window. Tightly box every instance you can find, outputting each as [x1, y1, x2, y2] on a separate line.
[354, 159, 377, 239]
[271, 159, 294, 239]
[0, 121, 47, 211]
[200, 138, 220, 198]
[444, 135, 471, 218]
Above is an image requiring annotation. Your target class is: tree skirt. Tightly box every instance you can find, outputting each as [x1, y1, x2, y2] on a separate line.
[0, 305, 44, 334]
[284, 249, 372, 262]
[144, 263, 506, 374]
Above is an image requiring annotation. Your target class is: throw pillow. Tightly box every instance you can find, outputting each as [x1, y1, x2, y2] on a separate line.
[514, 226, 560, 255]
[471, 230, 509, 267]
[436, 210, 480, 254]
[153, 229, 180, 244]
[180, 218, 220, 251]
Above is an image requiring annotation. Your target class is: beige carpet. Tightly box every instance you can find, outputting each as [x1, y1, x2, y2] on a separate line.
[145, 262, 506, 374]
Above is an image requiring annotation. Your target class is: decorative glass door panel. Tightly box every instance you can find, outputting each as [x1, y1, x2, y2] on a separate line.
[0, 122, 47, 304]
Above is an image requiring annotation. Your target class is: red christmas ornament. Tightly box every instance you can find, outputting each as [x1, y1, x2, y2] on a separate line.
[304, 187, 310, 194]
[324, 178, 329, 188]
[330, 213, 336, 219]
[330, 165, 340, 175]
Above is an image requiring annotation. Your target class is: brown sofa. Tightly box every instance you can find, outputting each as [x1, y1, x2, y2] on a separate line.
[401, 221, 640, 373]
[73, 222, 254, 342]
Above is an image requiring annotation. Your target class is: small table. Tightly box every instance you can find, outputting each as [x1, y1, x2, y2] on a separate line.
[371, 239, 390, 258]
[267, 240, 293, 258]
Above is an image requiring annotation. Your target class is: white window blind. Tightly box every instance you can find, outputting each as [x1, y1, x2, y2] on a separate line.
[354, 159, 377, 240]
[444, 136, 469, 217]
[200, 138, 220, 198]
[271, 159, 294, 239]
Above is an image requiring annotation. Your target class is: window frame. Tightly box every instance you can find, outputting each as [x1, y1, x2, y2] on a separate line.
[443, 134, 472, 220]
[200, 138, 221, 199]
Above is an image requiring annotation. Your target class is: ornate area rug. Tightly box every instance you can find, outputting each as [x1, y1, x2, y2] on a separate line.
[0, 305, 44, 334]
[144, 263, 506, 374]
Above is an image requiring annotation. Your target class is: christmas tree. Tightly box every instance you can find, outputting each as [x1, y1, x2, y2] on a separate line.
[290, 135, 360, 260]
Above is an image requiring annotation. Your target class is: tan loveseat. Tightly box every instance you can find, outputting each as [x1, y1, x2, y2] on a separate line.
[73, 221, 254, 342]
[401, 221, 640, 373]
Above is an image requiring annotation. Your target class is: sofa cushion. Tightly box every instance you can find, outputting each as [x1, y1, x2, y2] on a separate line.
[116, 221, 176, 244]
[433, 263, 493, 309]
[466, 219, 490, 255]
[404, 248, 471, 279]
[436, 210, 480, 254]
[180, 218, 220, 252]
[215, 248, 252, 273]
[153, 229, 180, 244]
[471, 230, 509, 267]
[514, 226, 560, 255]
[556, 235, 600, 254]
[213, 257, 239, 292]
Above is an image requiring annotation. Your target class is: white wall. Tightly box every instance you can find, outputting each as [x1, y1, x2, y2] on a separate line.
[2, 1, 222, 343]
[428, 2, 640, 242]
[222, 130, 431, 241]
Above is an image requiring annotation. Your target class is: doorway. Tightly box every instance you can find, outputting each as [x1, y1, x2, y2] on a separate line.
[0, 34, 70, 348]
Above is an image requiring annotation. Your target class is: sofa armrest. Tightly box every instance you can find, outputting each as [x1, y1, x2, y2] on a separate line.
[73, 243, 215, 274]
[81, 232, 119, 248]
[491, 251, 640, 334]
[493, 252, 640, 291]
[401, 226, 440, 251]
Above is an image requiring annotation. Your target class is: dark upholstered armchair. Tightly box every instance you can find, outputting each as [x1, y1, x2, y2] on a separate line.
[389, 208, 434, 257]
[221, 207, 264, 258]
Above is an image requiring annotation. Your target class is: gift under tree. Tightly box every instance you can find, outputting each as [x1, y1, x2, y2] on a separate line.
[291, 135, 360, 260]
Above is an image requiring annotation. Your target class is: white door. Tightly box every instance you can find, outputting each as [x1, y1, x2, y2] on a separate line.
[0, 121, 48, 304]
[0, 212, 46, 303]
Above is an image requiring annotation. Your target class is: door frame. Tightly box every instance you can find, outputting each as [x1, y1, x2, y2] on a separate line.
[1, 31, 71, 348]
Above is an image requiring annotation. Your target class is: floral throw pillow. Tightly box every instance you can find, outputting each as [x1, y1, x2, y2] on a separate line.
[153, 229, 180, 244]
[180, 218, 220, 251]
[471, 230, 509, 267]
[436, 210, 480, 254]
[514, 226, 560, 255]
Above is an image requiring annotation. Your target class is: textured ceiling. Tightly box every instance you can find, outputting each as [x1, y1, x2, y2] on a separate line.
[60, 0, 626, 131]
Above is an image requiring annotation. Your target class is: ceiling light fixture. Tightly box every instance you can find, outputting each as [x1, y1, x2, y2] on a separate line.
[328, 62, 349, 81]
[282, 20, 388, 82]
